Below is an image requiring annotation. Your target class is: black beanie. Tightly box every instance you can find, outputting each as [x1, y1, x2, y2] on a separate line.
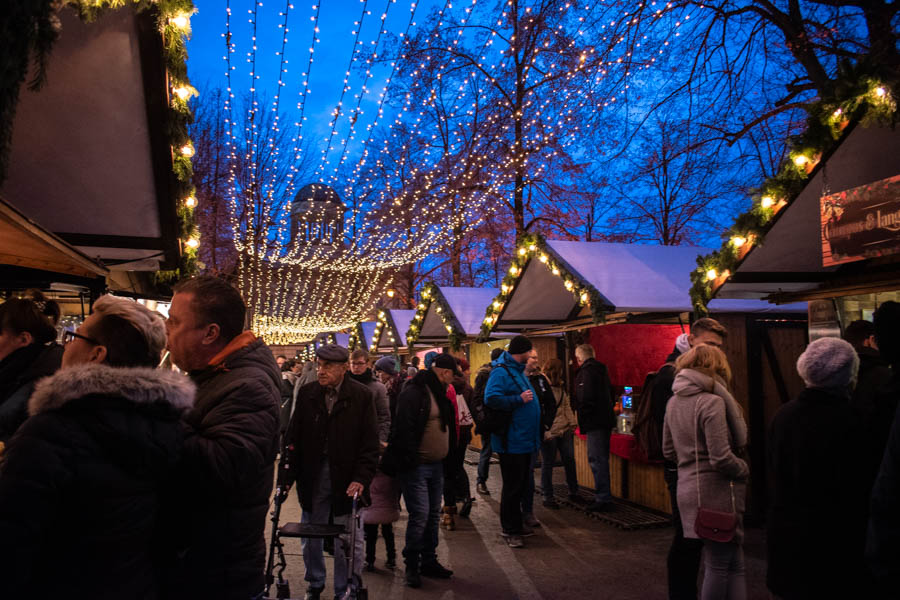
[508, 335, 533, 355]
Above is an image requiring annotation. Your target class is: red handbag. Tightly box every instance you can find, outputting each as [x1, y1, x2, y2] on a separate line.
[692, 400, 738, 543]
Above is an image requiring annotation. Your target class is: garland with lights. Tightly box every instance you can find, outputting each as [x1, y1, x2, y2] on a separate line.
[689, 76, 898, 314]
[477, 233, 613, 341]
[405, 282, 466, 351]
[0, 0, 200, 282]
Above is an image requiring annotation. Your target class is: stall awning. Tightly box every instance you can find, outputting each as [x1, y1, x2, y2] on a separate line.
[0, 196, 108, 279]
[1, 6, 181, 272]
[714, 124, 900, 304]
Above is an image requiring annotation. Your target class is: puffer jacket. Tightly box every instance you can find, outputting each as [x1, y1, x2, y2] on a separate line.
[168, 333, 281, 600]
[484, 351, 540, 454]
[362, 470, 400, 525]
[0, 363, 194, 600]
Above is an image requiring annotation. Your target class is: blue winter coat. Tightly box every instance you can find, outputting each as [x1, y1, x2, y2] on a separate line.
[484, 351, 541, 454]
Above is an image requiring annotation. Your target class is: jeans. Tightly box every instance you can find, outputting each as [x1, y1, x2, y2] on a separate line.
[586, 428, 612, 503]
[363, 523, 395, 563]
[398, 461, 443, 566]
[541, 432, 579, 499]
[665, 464, 704, 600]
[301, 459, 364, 595]
[477, 435, 492, 484]
[702, 540, 746, 600]
[498, 453, 532, 534]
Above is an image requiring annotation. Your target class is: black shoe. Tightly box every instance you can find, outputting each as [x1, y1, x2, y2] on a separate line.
[405, 566, 422, 588]
[476, 481, 490, 495]
[386, 555, 396, 569]
[420, 560, 453, 579]
[587, 501, 613, 512]
[459, 497, 473, 518]
[364, 560, 376, 572]
[304, 587, 324, 600]
[543, 498, 560, 509]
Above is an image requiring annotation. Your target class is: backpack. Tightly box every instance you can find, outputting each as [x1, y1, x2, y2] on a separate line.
[633, 369, 666, 461]
[477, 364, 521, 441]
[470, 365, 492, 434]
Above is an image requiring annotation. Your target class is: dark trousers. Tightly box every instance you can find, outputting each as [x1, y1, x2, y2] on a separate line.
[364, 523, 395, 563]
[498, 452, 532, 535]
[477, 435, 492, 483]
[444, 425, 473, 505]
[665, 463, 704, 600]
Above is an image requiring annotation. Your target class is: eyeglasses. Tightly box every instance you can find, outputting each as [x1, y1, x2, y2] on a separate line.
[350, 361, 368, 366]
[63, 330, 100, 346]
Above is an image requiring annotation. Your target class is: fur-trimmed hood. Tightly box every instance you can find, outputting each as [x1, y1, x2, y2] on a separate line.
[29, 363, 196, 416]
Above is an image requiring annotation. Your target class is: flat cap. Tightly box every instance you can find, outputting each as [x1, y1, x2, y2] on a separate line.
[316, 344, 349, 363]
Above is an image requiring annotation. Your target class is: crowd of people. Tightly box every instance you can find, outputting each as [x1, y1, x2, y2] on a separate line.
[1, 276, 900, 599]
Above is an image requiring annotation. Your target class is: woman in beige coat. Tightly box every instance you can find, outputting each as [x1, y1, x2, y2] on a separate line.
[540, 358, 580, 508]
[663, 345, 749, 600]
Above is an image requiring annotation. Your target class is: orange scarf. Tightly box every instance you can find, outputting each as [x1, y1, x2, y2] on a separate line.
[207, 331, 258, 369]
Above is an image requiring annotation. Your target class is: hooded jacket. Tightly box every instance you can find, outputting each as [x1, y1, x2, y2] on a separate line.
[0, 363, 194, 600]
[662, 368, 748, 542]
[169, 333, 281, 600]
[484, 351, 540, 454]
[0, 342, 63, 442]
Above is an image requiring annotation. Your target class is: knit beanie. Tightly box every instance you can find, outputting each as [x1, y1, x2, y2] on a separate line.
[374, 356, 398, 375]
[796, 337, 860, 390]
[424, 351, 439, 370]
[507, 335, 533, 355]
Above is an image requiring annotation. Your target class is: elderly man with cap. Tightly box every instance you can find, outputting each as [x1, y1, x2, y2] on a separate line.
[283, 344, 380, 600]
[484, 335, 541, 549]
[382, 353, 459, 588]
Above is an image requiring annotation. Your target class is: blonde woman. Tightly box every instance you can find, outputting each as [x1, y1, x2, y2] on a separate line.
[662, 345, 748, 600]
[540, 358, 580, 508]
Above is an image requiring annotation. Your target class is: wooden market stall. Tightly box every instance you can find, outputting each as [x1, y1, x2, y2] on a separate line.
[1, 4, 193, 300]
[369, 310, 416, 358]
[479, 234, 806, 515]
[696, 122, 900, 520]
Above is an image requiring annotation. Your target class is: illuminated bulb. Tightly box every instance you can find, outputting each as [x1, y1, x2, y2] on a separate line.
[552, 267, 560, 276]
[378, 311, 385, 319]
[539, 254, 548, 263]
[185, 237, 199, 249]
[418, 304, 426, 310]
[793, 154, 809, 167]
[518, 247, 526, 256]
[875, 87, 886, 97]
[761, 196, 775, 209]
[580, 292, 589, 304]
[185, 196, 197, 208]
[832, 108, 842, 118]
[173, 86, 191, 101]
[435, 306, 442, 313]
[528, 244, 536, 252]
[501, 284, 509, 293]
[180, 144, 194, 158]
[564, 280, 574, 290]
[484, 317, 492, 325]
[415, 314, 422, 320]
[509, 265, 518, 276]
[493, 301, 502, 309]
[706, 269, 718, 281]
[731, 236, 746, 248]
[386, 289, 395, 298]
[169, 13, 190, 29]
[445, 325, 453, 333]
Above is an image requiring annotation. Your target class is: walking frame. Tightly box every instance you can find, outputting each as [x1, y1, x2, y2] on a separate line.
[265, 452, 368, 599]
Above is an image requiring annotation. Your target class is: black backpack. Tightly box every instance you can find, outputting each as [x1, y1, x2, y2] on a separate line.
[477, 364, 522, 441]
[470, 366, 492, 434]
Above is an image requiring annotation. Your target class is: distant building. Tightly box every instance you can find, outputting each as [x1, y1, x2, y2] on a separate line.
[290, 183, 346, 245]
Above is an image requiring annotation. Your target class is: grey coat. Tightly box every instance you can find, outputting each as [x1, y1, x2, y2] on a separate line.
[662, 369, 749, 542]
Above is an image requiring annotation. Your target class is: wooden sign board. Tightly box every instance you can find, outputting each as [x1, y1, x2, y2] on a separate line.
[822, 174, 900, 267]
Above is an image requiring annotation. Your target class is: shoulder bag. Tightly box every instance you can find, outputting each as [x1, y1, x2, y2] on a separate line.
[692, 398, 737, 543]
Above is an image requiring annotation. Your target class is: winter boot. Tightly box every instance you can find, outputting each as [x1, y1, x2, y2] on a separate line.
[440, 505, 457, 531]
[404, 553, 421, 588]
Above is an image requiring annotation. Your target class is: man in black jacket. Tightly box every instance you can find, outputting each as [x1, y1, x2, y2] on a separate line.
[165, 276, 281, 600]
[573, 344, 615, 512]
[283, 344, 379, 600]
[647, 317, 726, 600]
[383, 353, 459, 588]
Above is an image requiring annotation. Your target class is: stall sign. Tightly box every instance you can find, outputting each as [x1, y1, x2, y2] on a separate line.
[821, 174, 900, 267]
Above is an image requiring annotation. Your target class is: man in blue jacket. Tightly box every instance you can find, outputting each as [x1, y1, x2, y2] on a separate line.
[484, 335, 541, 548]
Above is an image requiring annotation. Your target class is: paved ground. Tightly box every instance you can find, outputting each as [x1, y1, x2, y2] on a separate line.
[265, 460, 771, 599]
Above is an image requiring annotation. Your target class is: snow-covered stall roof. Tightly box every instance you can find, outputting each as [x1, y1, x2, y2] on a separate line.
[372, 309, 416, 354]
[409, 285, 500, 347]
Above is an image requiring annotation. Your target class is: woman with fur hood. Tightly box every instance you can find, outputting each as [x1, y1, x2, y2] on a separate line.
[0, 295, 194, 600]
[663, 344, 749, 600]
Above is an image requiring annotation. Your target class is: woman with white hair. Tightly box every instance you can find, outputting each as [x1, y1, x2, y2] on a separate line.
[0, 295, 195, 600]
[766, 337, 866, 600]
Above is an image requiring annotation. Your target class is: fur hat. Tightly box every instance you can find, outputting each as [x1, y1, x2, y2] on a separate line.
[508, 335, 533, 355]
[796, 337, 859, 390]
